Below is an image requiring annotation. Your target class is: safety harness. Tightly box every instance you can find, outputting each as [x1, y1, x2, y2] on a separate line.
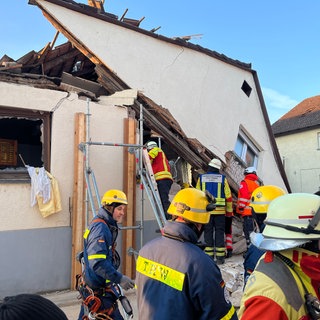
[76, 217, 133, 320]
[75, 273, 115, 319]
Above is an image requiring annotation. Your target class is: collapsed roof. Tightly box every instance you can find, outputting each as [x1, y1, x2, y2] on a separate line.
[0, 0, 290, 193]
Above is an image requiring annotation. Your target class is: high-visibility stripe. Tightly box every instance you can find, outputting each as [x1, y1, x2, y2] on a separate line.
[251, 200, 270, 205]
[136, 256, 185, 291]
[88, 254, 106, 260]
[84, 229, 90, 239]
[221, 305, 236, 320]
[267, 217, 311, 225]
[154, 171, 172, 180]
[204, 247, 214, 257]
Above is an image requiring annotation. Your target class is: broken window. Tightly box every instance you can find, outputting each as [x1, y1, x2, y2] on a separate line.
[234, 130, 259, 168]
[0, 107, 51, 182]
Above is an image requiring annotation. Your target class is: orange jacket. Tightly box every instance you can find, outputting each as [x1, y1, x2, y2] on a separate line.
[236, 173, 259, 216]
[148, 147, 173, 181]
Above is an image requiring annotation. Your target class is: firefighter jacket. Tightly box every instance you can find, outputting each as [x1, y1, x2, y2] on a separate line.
[196, 171, 233, 216]
[82, 207, 122, 289]
[148, 147, 173, 181]
[136, 221, 238, 320]
[238, 248, 320, 320]
[243, 244, 265, 286]
[236, 173, 259, 216]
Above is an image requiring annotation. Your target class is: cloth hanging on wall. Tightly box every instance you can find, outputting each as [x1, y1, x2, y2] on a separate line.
[27, 166, 62, 217]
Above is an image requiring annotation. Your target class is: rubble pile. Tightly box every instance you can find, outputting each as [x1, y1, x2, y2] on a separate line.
[220, 215, 246, 307]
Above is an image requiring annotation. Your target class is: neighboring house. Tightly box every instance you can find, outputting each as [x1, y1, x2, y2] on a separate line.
[0, 0, 290, 297]
[272, 95, 320, 194]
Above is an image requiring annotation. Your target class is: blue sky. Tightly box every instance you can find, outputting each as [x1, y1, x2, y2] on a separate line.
[1, 1, 319, 123]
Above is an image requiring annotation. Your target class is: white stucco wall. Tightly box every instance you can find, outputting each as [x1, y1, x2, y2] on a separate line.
[0, 82, 129, 231]
[275, 129, 320, 193]
[36, 0, 287, 191]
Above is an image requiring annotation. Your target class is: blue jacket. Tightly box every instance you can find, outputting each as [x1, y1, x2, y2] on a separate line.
[83, 207, 122, 289]
[243, 244, 265, 286]
[136, 221, 238, 320]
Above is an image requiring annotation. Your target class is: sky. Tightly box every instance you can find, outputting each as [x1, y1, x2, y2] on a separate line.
[1, 1, 320, 124]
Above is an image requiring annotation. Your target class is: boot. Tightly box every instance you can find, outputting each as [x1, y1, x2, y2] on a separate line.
[225, 249, 233, 258]
[216, 257, 225, 265]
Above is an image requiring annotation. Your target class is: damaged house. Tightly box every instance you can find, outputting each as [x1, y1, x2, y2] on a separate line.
[0, 0, 289, 297]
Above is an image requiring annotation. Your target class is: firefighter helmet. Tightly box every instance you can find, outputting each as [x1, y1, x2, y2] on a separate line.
[263, 193, 320, 241]
[146, 141, 157, 150]
[244, 167, 256, 175]
[208, 158, 221, 169]
[167, 188, 215, 224]
[250, 185, 286, 214]
[101, 189, 128, 206]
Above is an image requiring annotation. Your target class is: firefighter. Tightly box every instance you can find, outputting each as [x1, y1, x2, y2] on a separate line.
[236, 167, 260, 251]
[238, 193, 320, 320]
[77, 189, 135, 320]
[250, 185, 286, 232]
[243, 185, 286, 286]
[196, 158, 233, 264]
[136, 188, 238, 320]
[146, 140, 173, 219]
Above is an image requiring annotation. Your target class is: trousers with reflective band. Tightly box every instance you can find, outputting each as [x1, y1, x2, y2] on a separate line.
[136, 256, 185, 291]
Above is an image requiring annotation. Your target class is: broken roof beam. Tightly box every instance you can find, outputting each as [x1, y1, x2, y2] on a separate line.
[88, 0, 105, 11]
[95, 63, 130, 93]
[139, 92, 187, 138]
[131, 98, 206, 170]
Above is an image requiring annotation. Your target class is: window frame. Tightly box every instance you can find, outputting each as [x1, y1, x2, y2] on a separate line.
[0, 106, 51, 182]
[234, 129, 260, 168]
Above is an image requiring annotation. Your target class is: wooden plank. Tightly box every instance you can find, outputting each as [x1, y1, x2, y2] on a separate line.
[71, 112, 86, 288]
[122, 117, 137, 278]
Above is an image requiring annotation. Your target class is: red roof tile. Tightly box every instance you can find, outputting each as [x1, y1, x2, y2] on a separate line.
[280, 95, 320, 120]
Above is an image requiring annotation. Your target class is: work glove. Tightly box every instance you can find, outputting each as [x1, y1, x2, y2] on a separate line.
[120, 275, 135, 290]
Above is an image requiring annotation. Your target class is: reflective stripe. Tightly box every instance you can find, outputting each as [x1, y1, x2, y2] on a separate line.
[172, 201, 209, 213]
[84, 229, 90, 239]
[267, 217, 311, 225]
[221, 305, 236, 320]
[251, 200, 270, 205]
[136, 256, 185, 291]
[154, 171, 172, 180]
[88, 254, 106, 260]
[115, 197, 127, 203]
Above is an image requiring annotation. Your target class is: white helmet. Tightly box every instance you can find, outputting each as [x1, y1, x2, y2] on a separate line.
[208, 158, 221, 169]
[252, 193, 320, 251]
[146, 141, 157, 150]
[244, 167, 256, 175]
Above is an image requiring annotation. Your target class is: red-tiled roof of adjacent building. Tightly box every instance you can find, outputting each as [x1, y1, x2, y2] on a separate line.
[272, 95, 320, 135]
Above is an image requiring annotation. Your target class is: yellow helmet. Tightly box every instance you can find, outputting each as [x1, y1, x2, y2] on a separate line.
[263, 193, 320, 240]
[250, 185, 286, 214]
[167, 188, 215, 224]
[101, 189, 128, 206]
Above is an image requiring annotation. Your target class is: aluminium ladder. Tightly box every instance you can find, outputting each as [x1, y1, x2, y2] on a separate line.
[140, 148, 167, 230]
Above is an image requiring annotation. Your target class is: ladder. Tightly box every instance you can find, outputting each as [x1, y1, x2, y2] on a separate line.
[80, 142, 167, 230]
[140, 148, 167, 230]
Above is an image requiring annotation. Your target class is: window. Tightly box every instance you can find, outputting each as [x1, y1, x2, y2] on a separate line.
[0, 107, 51, 181]
[234, 130, 259, 168]
[241, 80, 252, 97]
